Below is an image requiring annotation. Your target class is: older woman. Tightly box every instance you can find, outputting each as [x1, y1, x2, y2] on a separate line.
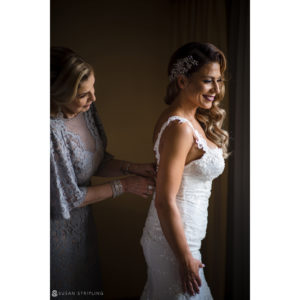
[140, 42, 229, 299]
[50, 47, 155, 298]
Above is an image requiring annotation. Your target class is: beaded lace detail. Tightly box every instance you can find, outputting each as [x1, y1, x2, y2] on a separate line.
[140, 116, 225, 299]
[153, 115, 211, 164]
[153, 116, 224, 180]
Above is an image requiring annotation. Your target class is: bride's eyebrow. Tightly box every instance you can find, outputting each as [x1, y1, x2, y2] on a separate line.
[77, 91, 88, 95]
[200, 76, 222, 79]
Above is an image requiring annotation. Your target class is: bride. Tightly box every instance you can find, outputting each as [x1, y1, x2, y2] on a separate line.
[140, 42, 229, 299]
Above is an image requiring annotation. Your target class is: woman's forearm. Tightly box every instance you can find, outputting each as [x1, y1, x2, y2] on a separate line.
[78, 183, 114, 207]
[96, 159, 130, 177]
[155, 200, 192, 263]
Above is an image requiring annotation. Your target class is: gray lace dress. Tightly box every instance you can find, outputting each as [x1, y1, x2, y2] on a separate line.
[50, 103, 113, 299]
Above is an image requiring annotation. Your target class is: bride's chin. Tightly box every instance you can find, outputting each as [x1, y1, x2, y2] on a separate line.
[198, 103, 212, 110]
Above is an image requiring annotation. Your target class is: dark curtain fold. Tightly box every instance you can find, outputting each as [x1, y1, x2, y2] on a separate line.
[226, 0, 250, 299]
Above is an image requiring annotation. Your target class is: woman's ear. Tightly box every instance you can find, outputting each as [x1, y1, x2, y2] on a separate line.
[177, 75, 188, 89]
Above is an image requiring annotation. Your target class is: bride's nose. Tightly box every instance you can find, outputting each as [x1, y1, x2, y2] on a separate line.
[212, 81, 220, 94]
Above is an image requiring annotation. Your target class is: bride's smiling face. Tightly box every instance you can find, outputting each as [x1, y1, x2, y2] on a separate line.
[183, 62, 223, 110]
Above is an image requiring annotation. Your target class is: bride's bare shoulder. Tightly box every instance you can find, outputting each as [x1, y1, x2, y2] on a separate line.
[152, 108, 190, 143]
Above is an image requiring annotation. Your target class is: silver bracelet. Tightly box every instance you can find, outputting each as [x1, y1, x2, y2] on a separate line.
[110, 180, 124, 198]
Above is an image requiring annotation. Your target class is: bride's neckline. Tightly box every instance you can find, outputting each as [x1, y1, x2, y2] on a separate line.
[153, 115, 222, 169]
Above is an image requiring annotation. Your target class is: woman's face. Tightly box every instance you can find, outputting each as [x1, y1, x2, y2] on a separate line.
[63, 72, 96, 116]
[184, 62, 222, 110]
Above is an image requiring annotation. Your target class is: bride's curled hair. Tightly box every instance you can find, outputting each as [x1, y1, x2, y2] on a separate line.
[165, 42, 229, 158]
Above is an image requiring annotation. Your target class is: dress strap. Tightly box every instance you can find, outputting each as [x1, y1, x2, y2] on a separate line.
[153, 116, 208, 166]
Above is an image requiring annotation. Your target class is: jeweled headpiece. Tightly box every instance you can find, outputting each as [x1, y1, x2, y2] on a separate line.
[168, 56, 198, 82]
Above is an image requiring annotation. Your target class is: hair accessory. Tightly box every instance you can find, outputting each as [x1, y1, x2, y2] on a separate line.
[110, 180, 124, 198]
[168, 56, 198, 82]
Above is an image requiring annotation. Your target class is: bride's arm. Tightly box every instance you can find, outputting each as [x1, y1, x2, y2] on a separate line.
[155, 122, 203, 297]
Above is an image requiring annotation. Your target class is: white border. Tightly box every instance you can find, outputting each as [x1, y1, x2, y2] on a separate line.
[1, 0, 300, 299]
[251, 0, 300, 299]
[0, 1, 49, 299]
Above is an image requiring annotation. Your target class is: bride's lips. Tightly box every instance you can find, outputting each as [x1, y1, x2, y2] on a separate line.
[203, 95, 215, 101]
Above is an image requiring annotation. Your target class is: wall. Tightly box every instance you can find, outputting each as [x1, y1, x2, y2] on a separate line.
[52, 1, 171, 298]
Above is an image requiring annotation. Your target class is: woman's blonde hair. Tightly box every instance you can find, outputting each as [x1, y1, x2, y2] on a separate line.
[50, 47, 93, 115]
[165, 42, 229, 158]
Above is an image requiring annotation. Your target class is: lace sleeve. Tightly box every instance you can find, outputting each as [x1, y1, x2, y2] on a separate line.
[50, 125, 87, 219]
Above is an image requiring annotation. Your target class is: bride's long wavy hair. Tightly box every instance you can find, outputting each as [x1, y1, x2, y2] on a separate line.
[165, 42, 229, 158]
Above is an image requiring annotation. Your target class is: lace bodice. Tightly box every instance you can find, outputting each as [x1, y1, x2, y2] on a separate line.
[153, 116, 224, 180]
[140, 116, 225, 299]
[143, 116, 225, 249]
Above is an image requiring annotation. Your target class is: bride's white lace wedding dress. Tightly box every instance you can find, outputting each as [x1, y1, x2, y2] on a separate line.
[140, 116, 225, 300]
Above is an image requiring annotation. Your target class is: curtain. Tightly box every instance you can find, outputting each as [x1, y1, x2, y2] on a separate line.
[225, 0, 250, 299]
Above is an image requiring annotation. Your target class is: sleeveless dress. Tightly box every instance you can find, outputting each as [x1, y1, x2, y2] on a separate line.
[140, 116, 225, 300]
[50, 103, 113, 299]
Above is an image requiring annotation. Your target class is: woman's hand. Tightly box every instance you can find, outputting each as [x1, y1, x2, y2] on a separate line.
[121, 175, 155, 199]
[128, 163, 156, 179]
[179, 255, 204, 296]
